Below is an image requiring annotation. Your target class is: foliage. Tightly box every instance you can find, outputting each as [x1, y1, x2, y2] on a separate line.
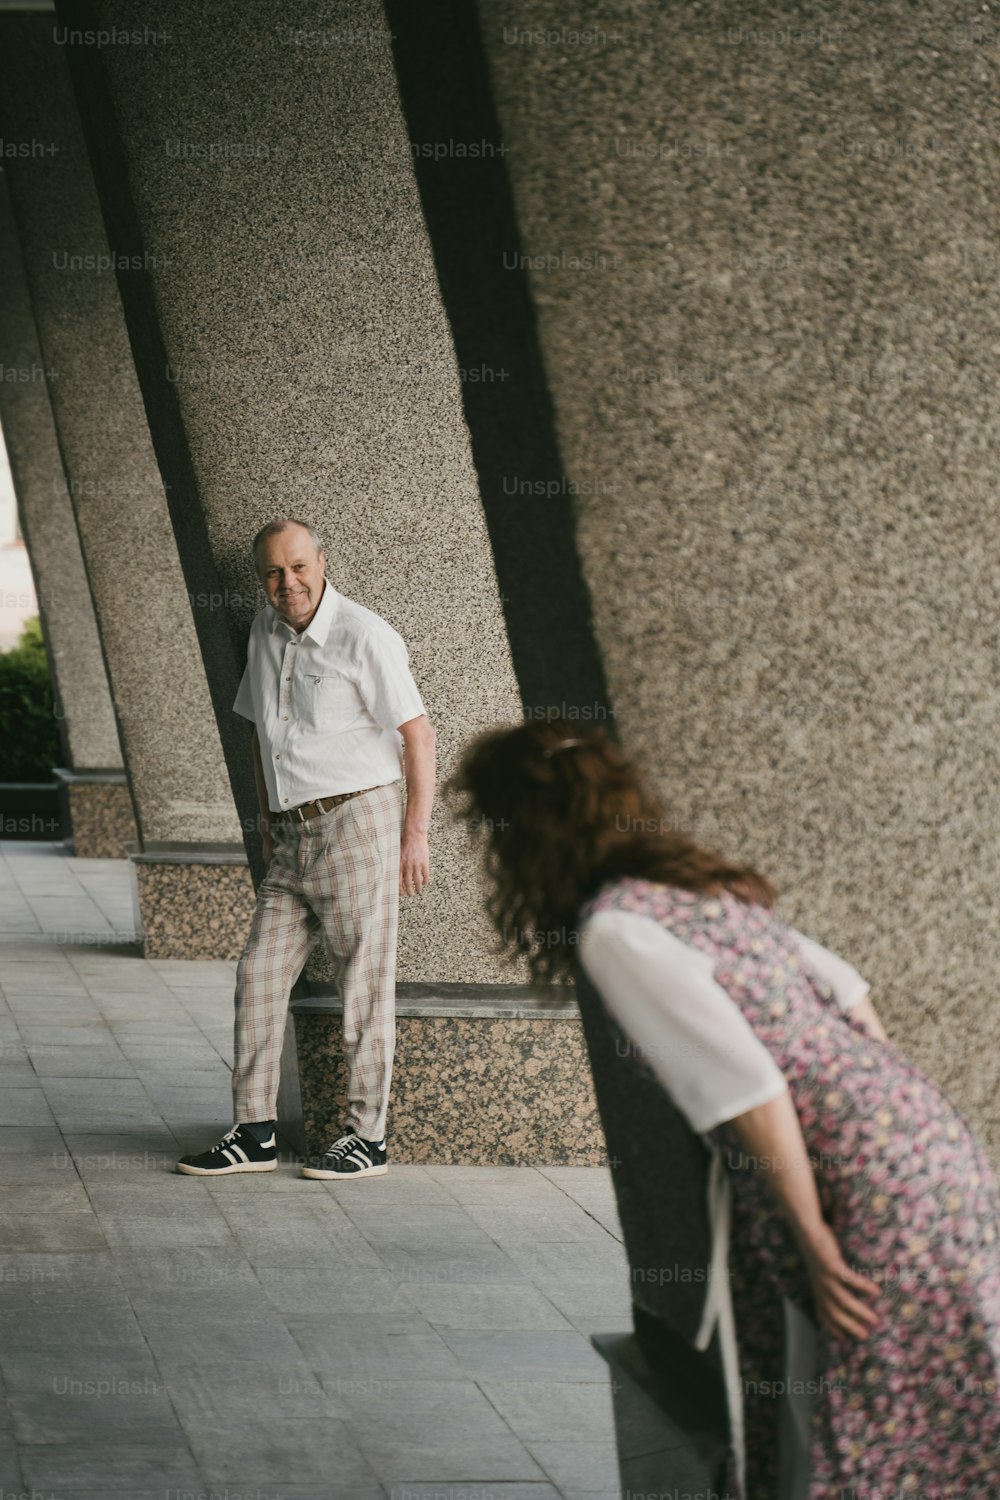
[0, 616, 63, 781]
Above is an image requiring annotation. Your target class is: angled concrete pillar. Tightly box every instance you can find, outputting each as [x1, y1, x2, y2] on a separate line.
[0, 175, 135, 858]
[49, 0, 575, 1156]
[56, 0, 523, 986]
[469, 2, 999, 1161]
[0, 13, 252, 953]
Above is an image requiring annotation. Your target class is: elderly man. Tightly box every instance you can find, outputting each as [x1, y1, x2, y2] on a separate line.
[177, 518, 435, 1180]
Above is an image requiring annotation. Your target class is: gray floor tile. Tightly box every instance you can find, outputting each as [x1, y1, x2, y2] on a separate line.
[438, 1329, 609, 1384]
[424, 1167, 568, 1204]
[0, 1304, 143, 1352]
[110, 1241, 257, 1290]
[524, 1439, 623, 1493]
[184, 1417, 380, 1488]
[0, 1251, 128, 1305]
[541, 1283, 634, 1336]
[287, 1317, 465, 1382]
[1, 1181, 93, 1214]
[30, 1047, 138, 1079]
[359, 1433, 545, 1487]
[98, 1215, 238, 1250]
[370, 1242, 530, 1285]
[0, 1124, 64, 1155]
[18, 1438, 201, 1493]
[344, 1203, 510, 1246]
[0, 1214, 107, 1252]
[501, 1238, 629, 1287]
[9, 1385, 180, 1443]
[478, 1377, 616, 1443]
[386, 1488, 561, 1500]
[461, 1203, 620, 1244]
[399, 1282, 574, 1333]
[257, 1265, 416, 1318]
[0, 1089, 56, 1127]
[139, 1310, 307, 1370]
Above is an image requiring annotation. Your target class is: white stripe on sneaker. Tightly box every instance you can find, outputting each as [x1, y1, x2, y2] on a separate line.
[230, 1144, 249, 1164]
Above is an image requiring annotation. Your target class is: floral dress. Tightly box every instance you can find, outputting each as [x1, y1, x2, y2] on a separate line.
[579, 876, 1000, 1500]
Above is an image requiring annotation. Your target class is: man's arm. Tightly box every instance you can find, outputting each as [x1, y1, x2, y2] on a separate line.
[250, 726, 274, 863]
[398, 714, 435, 896]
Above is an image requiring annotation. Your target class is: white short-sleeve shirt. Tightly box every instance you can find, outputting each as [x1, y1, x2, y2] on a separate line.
[233, 578, 426, 812]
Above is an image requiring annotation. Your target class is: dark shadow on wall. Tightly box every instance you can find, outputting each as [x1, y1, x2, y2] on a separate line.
[384, 0, 614, 727]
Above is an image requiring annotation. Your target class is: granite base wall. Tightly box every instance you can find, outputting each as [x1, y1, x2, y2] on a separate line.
[65, 782, 137, 860]
[130, 856, 255, 961]
[293, 1009, 604, 1166]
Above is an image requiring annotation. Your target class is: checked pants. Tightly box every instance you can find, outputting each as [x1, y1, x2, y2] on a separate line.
[232, 781, 403, 1141]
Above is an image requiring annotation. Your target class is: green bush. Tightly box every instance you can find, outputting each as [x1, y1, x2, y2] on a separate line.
[0, 616, 63, 781]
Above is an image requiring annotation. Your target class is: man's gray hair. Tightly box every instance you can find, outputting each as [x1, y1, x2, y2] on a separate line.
[252, 517, 325, 571]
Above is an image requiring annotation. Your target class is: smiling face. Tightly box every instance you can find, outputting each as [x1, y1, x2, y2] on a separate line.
[255, 524, 326, 630]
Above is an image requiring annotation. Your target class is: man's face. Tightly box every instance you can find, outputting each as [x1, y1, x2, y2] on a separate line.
[256, 526, 326, 629]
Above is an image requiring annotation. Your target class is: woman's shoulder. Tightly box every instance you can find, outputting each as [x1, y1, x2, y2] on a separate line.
[579, 874, 699, 924]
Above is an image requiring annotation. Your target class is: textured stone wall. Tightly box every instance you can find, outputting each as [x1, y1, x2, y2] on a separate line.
[67, 0, 524, 982]
[478, 1, 1000, 1158]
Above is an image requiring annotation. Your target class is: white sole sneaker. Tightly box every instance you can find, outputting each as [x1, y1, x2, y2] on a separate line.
[176, 1159, 277, 1176]
[299, 1162, 388, 1180]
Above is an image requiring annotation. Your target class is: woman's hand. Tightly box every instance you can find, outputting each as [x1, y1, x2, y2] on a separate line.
[849, 994, 889, 1044]
[798, 1220, 881, 1341]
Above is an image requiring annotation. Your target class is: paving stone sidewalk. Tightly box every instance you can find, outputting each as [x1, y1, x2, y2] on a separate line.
[0, 842, 638, 1499]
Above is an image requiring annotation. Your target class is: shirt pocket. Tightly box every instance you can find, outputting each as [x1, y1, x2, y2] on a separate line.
[302, 671, 363, 732]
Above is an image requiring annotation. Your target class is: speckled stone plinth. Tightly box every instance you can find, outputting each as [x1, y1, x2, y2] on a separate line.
[55, 773, 137, 859]
[293, 1000, 604, 1165]
[130, 851, 255, 961]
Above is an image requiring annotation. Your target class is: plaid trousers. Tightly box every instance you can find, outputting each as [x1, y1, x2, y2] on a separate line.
[232, 781, 403, 1140]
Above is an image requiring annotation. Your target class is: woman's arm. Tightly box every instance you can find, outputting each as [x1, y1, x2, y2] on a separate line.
[846, 993, 889, 1043]
[788, 928, 888, 1041]
[580, 909, 882, 1340]
[729, 1090, 881, 1340]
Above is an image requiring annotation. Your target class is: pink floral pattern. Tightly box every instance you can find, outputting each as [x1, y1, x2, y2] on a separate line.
[580, 876, 1000, 1499]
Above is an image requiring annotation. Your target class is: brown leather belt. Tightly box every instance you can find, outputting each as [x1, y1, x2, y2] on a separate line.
[278, 785, 381, 824]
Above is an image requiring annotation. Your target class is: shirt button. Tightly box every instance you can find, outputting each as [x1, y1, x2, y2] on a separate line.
[282, 716, 288, 722]
[283, 797, 289, 804]
[285, 676, 291, 682]
[275, 754, 281, 761]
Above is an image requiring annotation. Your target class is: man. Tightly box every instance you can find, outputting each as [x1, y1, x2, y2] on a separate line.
[177, 518, 435, 1180]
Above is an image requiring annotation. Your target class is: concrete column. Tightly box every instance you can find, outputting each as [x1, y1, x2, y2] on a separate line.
[0, 13, 253, 950]
[471, 2, 1000, 1159]
[0, 175, 135, 857]
[53, 0, 523, 991]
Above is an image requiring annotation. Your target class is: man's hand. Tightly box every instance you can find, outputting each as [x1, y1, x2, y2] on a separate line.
[400, 830, 430, 897]
[398, 714, 435, 899]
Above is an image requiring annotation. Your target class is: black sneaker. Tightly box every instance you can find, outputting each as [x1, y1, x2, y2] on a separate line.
[176, 1125, 277, 1176]
[300, 1129, 387, 1180]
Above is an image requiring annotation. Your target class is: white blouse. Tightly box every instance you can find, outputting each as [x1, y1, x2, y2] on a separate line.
[578, 905, 871, 1500]
[579, 908, 870, 1132]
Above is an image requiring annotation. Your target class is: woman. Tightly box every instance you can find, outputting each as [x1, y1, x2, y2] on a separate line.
[448, 720, 1000, 1500]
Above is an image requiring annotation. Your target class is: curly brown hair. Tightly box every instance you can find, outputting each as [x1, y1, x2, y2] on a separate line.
[446, 719, 777, 987]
